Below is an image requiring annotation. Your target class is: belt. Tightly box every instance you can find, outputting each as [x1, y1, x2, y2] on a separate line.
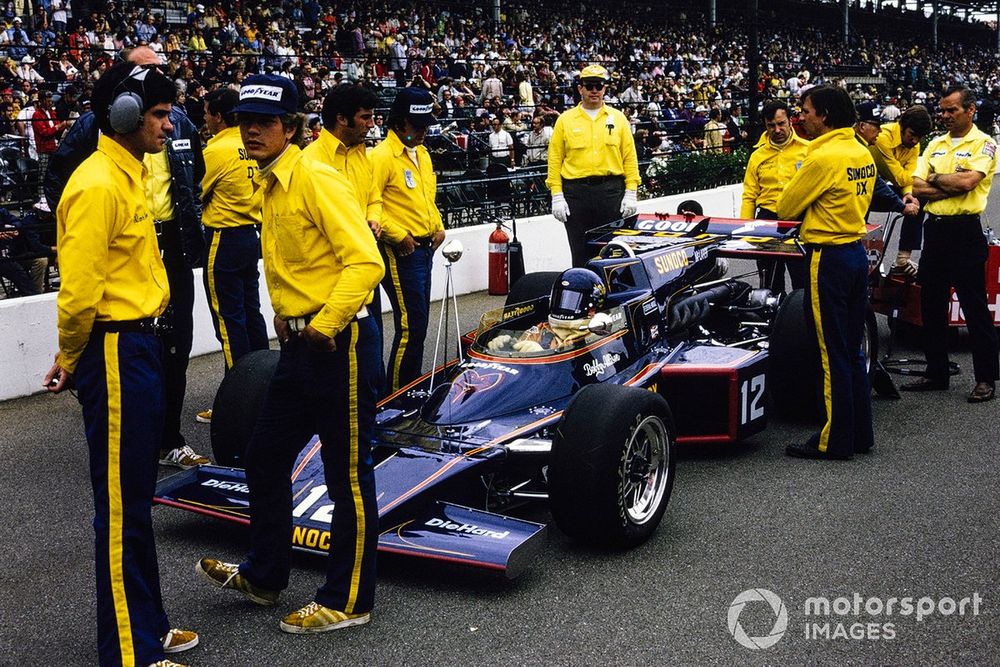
[153, 218, 174, 234]
[412, 235, 435, 247]
[926, 213, 980, 223]
[92, 318, 158, 335]
[286, 306, 369, 333]
[563, 175, 624, 185]
[803, 240, 863, 250]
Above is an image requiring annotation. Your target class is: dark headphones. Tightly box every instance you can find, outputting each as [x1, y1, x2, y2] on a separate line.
[108, 65, 153, 135]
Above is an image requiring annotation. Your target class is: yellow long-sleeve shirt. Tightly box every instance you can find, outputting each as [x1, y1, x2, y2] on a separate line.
[914, 126, 998, 216]
[302, 128, 381, 221]
[202, 125, 263, 229]
[259, 145, 384, 338]
[870, 122, 919, 194]
[546, 104, 640, 194]
[776, 127, 875, 245]
[369, 129, 443, 244]
[740, 133, 810, 218]
[56, 135, 170, 373]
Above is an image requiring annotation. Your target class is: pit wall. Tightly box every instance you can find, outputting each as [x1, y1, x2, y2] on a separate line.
[0, 184, 742, 401]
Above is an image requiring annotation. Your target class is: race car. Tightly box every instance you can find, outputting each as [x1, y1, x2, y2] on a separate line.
[155, 212, 878, 577]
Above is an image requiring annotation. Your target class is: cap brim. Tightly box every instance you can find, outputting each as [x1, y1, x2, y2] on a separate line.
[233, 101, 287, 115]
[579, 77, 607, 84]
[408, 113, 436, 128]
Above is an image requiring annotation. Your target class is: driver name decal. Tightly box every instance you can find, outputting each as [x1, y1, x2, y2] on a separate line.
[584, 352, 623, 376]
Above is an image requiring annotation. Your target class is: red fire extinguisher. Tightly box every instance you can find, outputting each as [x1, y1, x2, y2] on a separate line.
[488, 222, 509, 295]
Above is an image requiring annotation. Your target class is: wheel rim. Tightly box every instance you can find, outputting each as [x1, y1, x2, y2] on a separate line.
[620, 415, 671, 525]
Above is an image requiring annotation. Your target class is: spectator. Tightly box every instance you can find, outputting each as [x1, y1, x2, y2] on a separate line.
[488, 115, 515, 167]
[703, 107, 725, 153]
[31, 91, 66, 199]
[523, 114, 553, 166]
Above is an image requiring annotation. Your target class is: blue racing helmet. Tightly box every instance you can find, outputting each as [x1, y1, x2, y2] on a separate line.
[549, 268, 606, 323]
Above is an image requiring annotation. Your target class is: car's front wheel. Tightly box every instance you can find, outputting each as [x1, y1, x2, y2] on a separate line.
[549, 384, 676, 548]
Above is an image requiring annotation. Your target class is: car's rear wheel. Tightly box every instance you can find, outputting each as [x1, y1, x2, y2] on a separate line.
[210, 349, 279, 467]
[768, 289, 879, 422]
[549, 384, 676, 548]
[505, 271, 560, 307]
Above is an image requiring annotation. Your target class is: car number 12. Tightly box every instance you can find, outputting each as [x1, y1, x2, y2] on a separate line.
[740, 374, 765, 424]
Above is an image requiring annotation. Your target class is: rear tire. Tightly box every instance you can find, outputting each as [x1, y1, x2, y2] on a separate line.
[549, 384, 676, 548]
[210, 349, 280, 467]
[768, 289, 880, 422]
[505, 271, 560, 307]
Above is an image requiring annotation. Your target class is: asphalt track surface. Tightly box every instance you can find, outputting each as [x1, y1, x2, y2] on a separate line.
[2, 255, 999, 665]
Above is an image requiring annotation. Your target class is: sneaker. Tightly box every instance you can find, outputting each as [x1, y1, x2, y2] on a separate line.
[279, 601, 371, 635]
[161, 629, 199, 654]
[160, 445, 211, 469]
[196, 558, 279, 606]
[148, 661, 186, 667]
[195, 409, 213, 423]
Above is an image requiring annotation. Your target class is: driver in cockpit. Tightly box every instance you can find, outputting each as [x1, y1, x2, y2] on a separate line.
[488, 268, 608, 353]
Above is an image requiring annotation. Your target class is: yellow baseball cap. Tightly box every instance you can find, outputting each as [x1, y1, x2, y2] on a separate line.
[579, 64, 610, 82]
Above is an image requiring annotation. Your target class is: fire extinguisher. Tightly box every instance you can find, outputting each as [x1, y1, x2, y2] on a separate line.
[488, 221, 509, 295]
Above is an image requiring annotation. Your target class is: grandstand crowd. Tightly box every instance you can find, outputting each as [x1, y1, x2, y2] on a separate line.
[3, 0, 1000, 298]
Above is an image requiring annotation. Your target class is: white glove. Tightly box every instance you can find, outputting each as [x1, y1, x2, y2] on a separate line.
[487, 334, 512, 351]
[513, 339, 544, 353]
[551, 193, 570, 223]
[620, 190, 638, 217]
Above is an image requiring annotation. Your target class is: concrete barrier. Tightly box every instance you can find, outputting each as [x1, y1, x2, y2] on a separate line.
[0, 184, 741, 401]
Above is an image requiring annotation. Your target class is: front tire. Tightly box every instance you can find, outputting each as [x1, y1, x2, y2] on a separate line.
[549, 384, 676, 548]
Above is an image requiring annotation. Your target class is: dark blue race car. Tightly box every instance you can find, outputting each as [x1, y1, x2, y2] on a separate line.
[155, 213, 873, 577]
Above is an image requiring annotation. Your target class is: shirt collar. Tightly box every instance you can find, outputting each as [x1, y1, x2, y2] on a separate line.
[884, 122, 903, 148]
[317, 127, 349, 157]
[97, 134, 145, 186]
[806, 127, 855, 154]
[267, 143, 302, 191]
[386, 129, 408, 156]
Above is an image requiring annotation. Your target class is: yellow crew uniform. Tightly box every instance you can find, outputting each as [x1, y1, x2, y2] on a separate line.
[200, 125, 269, 369]
[369, 128, 444, 391]
[776, 127, 876, 458]
[56, 134, 174, 665]
[740, 132, 810, 219]
[546, 103, 640, 266]
[910, 125, 999, 388]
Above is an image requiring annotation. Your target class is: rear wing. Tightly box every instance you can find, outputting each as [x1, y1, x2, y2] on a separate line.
[587, 213, 881, 259]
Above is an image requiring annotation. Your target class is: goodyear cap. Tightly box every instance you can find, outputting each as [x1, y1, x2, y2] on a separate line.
[390, 86, 437, 128]
[233, 74, 299, 115]
[579, 64, 610, 83]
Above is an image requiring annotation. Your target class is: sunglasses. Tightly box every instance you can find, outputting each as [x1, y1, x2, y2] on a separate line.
[581, 82, 605, 91]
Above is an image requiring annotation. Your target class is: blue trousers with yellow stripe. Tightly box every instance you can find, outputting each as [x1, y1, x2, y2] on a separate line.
[379, 243, 433, 393]
[202, 226, 269, 371]
[803, 242, 874, 457]
[75, 330, 170, 665]
[240, 316, 380, 613]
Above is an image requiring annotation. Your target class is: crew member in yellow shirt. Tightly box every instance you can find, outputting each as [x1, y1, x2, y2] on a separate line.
[741, 99, 810, 292]
[869, 105, 933, 275]
[904, 86, 998, 403]
[197, 87, 269, 422]
[547, 64, 641, 267]
[197, 75, 385, 635]
[776, 85, 876, 460]
[303, 83, 384, 389]
[43, 62, 199, 667]
[370, 86, 445, 392]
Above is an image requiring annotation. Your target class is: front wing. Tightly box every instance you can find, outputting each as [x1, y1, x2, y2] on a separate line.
[155, 440, 546, 578]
